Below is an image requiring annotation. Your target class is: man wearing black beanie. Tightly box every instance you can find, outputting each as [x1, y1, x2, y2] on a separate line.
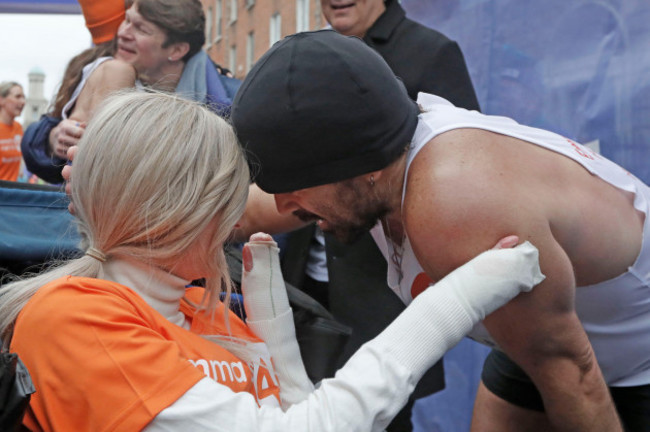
[270, 1, 481, 429]
[234, 29, 442, 432]
[232, 29, 649, 431]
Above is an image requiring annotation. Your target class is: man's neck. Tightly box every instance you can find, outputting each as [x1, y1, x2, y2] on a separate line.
[379, 153, 408, 240]
[141, 61, 185, 92]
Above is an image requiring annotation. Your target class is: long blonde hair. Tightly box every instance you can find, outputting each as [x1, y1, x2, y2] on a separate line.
[0, 90, 249, 345]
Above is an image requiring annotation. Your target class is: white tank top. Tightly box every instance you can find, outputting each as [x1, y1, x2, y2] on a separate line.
[371, 92, 650, 386]
[62, 56, 113, 120]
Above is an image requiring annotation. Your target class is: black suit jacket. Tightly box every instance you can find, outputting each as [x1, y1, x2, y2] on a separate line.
[364, 0, 480, 110]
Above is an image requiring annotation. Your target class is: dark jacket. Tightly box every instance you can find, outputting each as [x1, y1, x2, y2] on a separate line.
[20, 115, 66, 185]
[364, 0, 480, 110]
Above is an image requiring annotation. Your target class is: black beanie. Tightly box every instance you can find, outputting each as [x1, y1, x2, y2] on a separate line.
[231, 29, 419, 194]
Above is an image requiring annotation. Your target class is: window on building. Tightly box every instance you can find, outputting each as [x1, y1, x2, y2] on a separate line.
[296, 0, 310, 32]
[246, 0, 255, 9]
[215, 0, 222, 41]
[269, 13, 281, 47]
[206, 6, 213, 43]
[246, 32, 255, 73]
[230, 0, 237, 23]
[229, 45, 237, 74]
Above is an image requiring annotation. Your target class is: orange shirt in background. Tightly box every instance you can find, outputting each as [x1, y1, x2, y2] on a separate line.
[0, 121, 23, 181]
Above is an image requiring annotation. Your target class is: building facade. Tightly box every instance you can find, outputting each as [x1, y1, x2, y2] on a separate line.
[23, 66, 49, 129]
[200, 0, 325, 79]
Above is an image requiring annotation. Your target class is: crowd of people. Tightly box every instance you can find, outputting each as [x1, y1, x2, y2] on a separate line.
[0, 0, 648, 431]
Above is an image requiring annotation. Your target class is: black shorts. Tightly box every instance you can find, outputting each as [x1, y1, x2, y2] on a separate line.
[481, 349, 650, 432]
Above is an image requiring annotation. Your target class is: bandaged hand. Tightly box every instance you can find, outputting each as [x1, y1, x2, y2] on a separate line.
[437, 239, 545, 322]
[241, 233, 290, 321]
[373, 238, 544, 374]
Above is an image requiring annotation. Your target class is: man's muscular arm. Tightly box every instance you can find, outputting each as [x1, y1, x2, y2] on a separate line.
[403, 131, 622, 432]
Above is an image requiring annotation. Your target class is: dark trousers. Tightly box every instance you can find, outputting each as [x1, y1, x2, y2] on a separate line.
[483, 349, 650, 432]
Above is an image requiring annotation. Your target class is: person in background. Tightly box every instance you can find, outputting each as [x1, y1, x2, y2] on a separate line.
[320, 0, 479, 104]
[0, 89, 543, 431]
[0, 82, 25, 182]
[21, 0, 238, 185]
[17, 0, 129, 184]
[80, 0, 129, 45]
[281, 1, 480, 429]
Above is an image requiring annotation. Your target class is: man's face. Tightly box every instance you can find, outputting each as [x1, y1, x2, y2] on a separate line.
[274, 177, 389, 244]
[320, 0, 386, 37]
[116, 4, 170, 84]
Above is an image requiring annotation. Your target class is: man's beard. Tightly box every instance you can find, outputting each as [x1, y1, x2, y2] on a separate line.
[329, 204, 389, 244]
[293, 204, 389, 245]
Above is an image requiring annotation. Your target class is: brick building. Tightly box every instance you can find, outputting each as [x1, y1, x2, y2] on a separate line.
[200, 0, 326, 79]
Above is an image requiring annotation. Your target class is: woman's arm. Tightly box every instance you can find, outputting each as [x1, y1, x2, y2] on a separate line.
[145, 239, 544, 432]
[67, 59, 136, 125]
[231, 185, 307, 243]
[20, 115, 66, 184]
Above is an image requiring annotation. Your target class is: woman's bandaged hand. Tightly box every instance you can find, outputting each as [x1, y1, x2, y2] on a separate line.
[241, 233, 290, 321]
[438, 241, 545, 322]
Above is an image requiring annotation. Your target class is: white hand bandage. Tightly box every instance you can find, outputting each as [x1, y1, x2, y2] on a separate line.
[373, 241, 544, 375]
[241, 238, 290, 321]
[240, 236, 314, 406]
[443, 240, 545, 322]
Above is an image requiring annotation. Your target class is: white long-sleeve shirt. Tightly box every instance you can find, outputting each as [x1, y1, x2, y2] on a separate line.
[129, 241, 542, 431]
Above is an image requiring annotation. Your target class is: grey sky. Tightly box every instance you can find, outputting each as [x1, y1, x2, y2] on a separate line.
[0, 13, 91, 122]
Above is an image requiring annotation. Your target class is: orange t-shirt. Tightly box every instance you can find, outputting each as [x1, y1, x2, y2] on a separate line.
[0, 121, 23, 181]
[11, 276, 280, 432]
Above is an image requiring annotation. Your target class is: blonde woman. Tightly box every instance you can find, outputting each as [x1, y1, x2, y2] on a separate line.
[0, 81, 25, 181]
[0, 90, 543, 431]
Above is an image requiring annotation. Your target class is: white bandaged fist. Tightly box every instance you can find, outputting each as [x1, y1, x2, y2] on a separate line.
[241, 233, 290, 321]
[438, 241, 545, 322]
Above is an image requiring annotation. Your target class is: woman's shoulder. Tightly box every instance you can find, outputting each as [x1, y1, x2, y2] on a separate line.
[92, 58, 136, 82]
[21, 276, 146, 320]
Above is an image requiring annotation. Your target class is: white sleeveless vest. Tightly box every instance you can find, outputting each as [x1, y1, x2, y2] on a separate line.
[62, 56, 113, 119]
[371, 93, 650, 386]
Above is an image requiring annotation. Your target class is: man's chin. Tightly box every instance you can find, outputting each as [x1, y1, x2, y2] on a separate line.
[324, 226, 369, 245]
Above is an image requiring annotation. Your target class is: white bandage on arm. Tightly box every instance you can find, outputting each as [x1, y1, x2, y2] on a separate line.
[447, 241, 543, 321]
[373, 241, 544, 374]
[147, 242, 544, 432]
[241, 240, 290, 321]
[241, 239, 314, 407]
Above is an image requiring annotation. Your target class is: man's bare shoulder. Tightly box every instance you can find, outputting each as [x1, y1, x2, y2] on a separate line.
[402, 129, 543, 277]
[404, 129, 520, 225]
